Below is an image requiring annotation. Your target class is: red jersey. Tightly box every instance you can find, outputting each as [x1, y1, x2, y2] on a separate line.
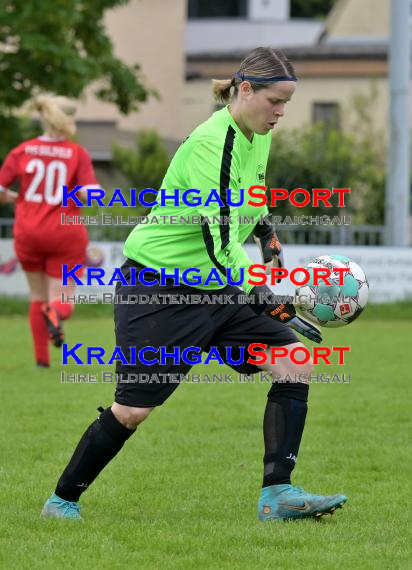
[0, 136, 98, 244]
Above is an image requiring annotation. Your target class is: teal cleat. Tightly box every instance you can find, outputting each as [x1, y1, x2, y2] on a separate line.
[258, 484, 347, 522]
[41, 493, 82, 520]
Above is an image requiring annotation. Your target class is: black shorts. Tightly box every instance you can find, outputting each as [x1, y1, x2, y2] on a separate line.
[114, 259, 298, 407]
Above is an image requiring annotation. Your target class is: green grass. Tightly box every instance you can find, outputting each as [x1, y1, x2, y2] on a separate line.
[0, 308, 411, 569]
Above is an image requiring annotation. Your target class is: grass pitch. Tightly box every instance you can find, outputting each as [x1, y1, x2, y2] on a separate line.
[0, 303, 411, 569]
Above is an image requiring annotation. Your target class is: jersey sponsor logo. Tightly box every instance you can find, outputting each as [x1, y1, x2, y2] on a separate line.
[257, 163, 265, 182]
[25, 144, 73, 159]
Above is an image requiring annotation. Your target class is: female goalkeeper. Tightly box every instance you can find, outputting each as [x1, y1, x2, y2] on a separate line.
[0, 95, 99, 367]
[42, 47, 347, 522]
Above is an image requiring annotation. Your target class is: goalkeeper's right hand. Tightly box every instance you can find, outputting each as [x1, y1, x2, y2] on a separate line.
[250, 285, 322, 344]
[252, 216, 284, 281]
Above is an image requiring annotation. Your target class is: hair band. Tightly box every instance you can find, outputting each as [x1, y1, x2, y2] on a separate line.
[234, 72, 297, 83]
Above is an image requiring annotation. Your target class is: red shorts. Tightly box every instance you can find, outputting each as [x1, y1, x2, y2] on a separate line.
[14, 239, 87, 279]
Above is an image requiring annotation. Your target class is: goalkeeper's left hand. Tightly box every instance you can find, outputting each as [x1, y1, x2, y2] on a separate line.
[267, 303, 322, 344]
[249, 284, 323, 344]
[253, 218, 284, 282]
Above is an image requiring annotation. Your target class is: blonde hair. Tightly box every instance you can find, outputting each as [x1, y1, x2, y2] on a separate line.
[212, 47, 296, 103]
[33, 94, 77, 138]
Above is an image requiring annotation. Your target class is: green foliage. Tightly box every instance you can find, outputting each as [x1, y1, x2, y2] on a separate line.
[0, 115, 41, 162]
[112, 130, 170, 214]
[266, 88, 386, 225]
[290, 0, 336, 19]
[0, 115, 41, 218]
[0, 0, 152, 113]
[76, 130, 170, 241]
[0, 0, 154, 151]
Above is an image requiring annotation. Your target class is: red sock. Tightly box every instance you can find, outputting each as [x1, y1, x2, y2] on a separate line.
[29, 301, 50, 366]
[50, 300, 74, 321]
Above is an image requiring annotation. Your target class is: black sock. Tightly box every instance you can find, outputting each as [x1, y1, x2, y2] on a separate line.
[55, 407, 135, 502]
[262, 384, 309, 488]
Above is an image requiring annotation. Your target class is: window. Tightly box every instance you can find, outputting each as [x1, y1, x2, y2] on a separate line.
[290, 0, 335, 19]
[312, 102, 340, 130]
[188, 0, 247, 18]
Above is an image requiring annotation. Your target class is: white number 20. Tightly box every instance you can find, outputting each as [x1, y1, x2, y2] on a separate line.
[25, 159, 68, 205]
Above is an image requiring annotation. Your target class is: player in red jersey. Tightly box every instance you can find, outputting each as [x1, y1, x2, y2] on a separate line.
[0, 95, 100, 367]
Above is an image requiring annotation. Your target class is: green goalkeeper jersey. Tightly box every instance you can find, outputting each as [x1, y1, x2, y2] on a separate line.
[123, 106, 271, 294]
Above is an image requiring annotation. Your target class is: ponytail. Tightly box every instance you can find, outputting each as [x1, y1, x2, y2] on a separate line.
[33, 95, 77, 139]
[212, 78, 235, 103]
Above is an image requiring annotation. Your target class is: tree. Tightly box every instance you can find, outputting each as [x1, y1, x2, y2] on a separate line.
[266, 123, 386, 225]
[264, 82, 387, 227]
[113, 131, 169, 192]
[80, 130, 169, 240]
[112, 130, 170, 215]
[0, 0, 155, 157]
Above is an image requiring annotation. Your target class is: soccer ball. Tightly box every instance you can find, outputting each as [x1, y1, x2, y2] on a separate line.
[295, 254, 369, 328]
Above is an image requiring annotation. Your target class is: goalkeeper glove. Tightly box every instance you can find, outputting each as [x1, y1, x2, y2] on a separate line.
[250, 284, 322, 344]
[253, 217, 284, 282]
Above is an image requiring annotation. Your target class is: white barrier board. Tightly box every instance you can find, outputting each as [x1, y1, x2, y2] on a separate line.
[1, 238, 411, 303]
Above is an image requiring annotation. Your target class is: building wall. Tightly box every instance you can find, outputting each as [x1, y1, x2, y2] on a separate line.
[325, 0, 389, 40]
[182, 75, 390, 136]
[185, 20, 323, 54]
[278, 76, 388, 131]
[73, 0, 392, 146]
[182, 79, 216, 138]
[75, 0, 185, 142]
